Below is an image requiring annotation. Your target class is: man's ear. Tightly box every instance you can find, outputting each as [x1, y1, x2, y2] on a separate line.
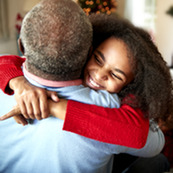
[18, 38, 25, 55]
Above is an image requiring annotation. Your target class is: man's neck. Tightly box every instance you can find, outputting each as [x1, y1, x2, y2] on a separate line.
[23, 63, 82, 87]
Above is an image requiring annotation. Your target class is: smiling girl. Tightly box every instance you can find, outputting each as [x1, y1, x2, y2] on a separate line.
[84, 37, 134, 93]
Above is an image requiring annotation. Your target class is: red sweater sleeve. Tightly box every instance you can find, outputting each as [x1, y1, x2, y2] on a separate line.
[64, 101, 149, 149]
[0, 55, 25, 95]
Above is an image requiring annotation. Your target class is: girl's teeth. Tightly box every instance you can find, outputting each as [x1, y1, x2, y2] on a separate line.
[90, 78, 100, 87]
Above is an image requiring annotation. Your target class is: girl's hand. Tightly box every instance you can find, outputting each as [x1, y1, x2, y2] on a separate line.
[9, 76, 59, 120]
[0, 105, 28, 126]
[0, 99, 68, 125]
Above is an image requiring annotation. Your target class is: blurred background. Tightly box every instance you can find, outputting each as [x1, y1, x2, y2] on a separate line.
[0, 1, 173, 170]
[0, 0, 173, 67]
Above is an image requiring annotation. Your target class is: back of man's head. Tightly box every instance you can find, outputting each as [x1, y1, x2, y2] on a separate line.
[20, 0, 92, 81]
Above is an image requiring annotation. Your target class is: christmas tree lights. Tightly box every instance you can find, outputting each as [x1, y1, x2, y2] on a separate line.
[77, 0, 117, 15]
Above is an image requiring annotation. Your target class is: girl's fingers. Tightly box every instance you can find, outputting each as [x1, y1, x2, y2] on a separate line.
[18, 101, 30, 119]
[0, 106, 21, 120]
[13, 115, 28, 126]
[32, 100, 42, 120]
[47, 91, 59, 102]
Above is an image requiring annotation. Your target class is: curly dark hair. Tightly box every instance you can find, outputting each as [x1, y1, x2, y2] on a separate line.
[89, 14, 173, 123]
[20, 0, 92, 81]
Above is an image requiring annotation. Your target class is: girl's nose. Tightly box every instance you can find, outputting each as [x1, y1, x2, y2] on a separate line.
[95, 68, 108, 81]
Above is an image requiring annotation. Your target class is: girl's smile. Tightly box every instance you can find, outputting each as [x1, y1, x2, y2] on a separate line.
[87, 74, 105, 90]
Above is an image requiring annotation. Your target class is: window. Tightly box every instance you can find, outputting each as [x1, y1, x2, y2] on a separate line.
[124, 0, 156, 32]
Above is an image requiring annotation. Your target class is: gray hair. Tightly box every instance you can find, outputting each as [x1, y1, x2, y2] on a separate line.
[20, 0, 92, 80]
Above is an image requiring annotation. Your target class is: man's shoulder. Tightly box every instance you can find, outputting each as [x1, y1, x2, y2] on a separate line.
[66, 85, 120, 108]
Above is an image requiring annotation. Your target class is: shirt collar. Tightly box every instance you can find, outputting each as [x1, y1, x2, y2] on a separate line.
[23, 62, 82, 87]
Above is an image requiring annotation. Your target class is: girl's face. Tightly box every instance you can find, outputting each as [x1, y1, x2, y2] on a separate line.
[84, 37, 134, 93]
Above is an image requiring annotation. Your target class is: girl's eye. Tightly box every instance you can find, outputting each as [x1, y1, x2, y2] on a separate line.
[111, 72, 123, 81]
[94, 54, 102, 65]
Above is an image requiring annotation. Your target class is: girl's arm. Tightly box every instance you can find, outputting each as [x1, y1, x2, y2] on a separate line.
[66, 102, 149, 148]
[0, 55, 149, 148]
[1, 99, 149, 149]
[0, 55, 59, 119]
[49, 99, 149, 148]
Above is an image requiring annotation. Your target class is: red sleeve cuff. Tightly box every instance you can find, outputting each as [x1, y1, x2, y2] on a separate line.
[0, 55, 25, 95]
[0, 66, 24, 95]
